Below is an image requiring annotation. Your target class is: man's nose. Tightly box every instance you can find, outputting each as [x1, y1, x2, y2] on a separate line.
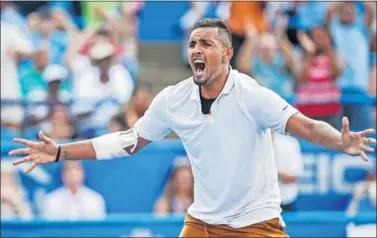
[192, 44, 203, 55]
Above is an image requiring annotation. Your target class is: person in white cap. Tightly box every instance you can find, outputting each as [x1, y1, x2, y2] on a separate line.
[42, 64, 70, 102]
[65, 35, 134, 137]
[9, 19, 376, 237]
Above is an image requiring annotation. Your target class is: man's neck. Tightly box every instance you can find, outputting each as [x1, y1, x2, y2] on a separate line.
[201, 66, 230, 99]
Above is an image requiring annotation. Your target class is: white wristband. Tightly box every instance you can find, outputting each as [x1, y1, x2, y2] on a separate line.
[92, 129, 139, 160]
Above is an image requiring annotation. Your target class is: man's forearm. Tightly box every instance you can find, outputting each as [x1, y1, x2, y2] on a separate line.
[287, 114, 344, 153]
[309, 120, 343, 152]
[59, 140, 97, 161]
[58, 130, 149, 161]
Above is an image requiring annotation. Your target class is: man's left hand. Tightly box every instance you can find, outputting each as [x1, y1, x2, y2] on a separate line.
[341, 117, 376, 161]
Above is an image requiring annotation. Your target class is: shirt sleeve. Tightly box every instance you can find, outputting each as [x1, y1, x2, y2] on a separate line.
[133, 86, 172, 142]
[243, 78, 298, 134]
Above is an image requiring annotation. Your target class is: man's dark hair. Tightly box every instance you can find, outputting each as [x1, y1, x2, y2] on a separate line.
[192, 18, 232, 47]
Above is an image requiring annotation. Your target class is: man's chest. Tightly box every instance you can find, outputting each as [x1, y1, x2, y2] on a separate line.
[169, 94, 256, 157]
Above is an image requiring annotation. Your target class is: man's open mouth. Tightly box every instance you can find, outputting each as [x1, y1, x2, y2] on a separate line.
[193, 59, 206, 74]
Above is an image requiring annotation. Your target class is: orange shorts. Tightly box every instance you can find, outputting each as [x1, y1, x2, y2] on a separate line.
[179, 214, 289, 237]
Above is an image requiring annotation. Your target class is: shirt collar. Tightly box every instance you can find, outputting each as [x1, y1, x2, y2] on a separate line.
[190, 66, 235, 101]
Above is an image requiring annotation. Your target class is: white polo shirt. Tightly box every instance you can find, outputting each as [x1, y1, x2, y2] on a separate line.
[134, 69, 298, 228]
[42, 186, 106, 220]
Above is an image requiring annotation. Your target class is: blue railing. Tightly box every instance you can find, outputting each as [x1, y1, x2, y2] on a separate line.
[1, 212, 376, 237]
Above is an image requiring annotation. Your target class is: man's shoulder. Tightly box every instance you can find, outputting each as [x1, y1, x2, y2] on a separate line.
[158, 77, 194, 98]
[233, 70, 261, 92]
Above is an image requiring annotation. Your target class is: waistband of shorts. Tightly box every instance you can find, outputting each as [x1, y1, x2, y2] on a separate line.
[187, 206, 282, 228]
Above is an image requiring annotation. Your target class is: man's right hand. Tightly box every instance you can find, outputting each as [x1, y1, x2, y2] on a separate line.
[9, 131, 58, 174]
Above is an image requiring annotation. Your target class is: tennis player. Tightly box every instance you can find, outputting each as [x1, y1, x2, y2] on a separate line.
[10, 19, 376, 237]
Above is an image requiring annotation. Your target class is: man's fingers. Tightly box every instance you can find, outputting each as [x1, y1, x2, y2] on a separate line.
[342, 117, 350, 133]
[360, 129, 376, 137]
[362, 145, 375, 153]
[8, 148, 30, 156]
[364, 137, 377, 145]
[12, 156, 32, 166]
[360, 151, 369, 161]
[39, 131, 52, 144]
[13, 138, 38, 148]
[24, 162, 38, 174]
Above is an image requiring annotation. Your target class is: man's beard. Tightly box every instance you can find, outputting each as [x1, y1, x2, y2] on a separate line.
[193, 76, 210, 86]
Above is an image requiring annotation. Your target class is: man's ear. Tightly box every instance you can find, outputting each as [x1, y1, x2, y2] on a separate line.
[223, 47, 233, 63]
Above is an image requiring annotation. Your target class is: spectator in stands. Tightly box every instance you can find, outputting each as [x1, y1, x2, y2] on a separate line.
[347, 169, 376, 216]
[227, 1, 269, 68]
[118, 1, 144, 62]
[346, 169, 376, 237]
[66, 27, 134, 138]
[1, 161, 33, 220]
[1, 20, 36, 131]
[42, 161, 106, 220]
[295, 27, 343, 128]
[43, 64, 71, 103]
[29, 6, 75, 66]
[237, 15, 296, 98]
[327, 2, 375, 131]
[84, 1, 143, 79]
[16, 7, 76, 129]
[272, 132, 303, 211]
[124, 83, 152, 127]
[19, 64, 71, 136]
[154, 157, 193, 214]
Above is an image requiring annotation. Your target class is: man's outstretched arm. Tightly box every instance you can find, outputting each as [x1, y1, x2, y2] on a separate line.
[10, 130, 151, 173]
[11, 86, 172, 173]
[286, 113, 376, 161]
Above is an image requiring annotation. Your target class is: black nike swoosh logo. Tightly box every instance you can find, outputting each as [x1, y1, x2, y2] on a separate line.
[282, 105, 288, 111]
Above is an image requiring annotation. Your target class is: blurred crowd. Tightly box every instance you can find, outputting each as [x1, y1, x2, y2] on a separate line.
[1, 1, 376, 140]
[179, 1, 376, 131]
[1, 2, 376, 234]
[1, 1, 148, 141]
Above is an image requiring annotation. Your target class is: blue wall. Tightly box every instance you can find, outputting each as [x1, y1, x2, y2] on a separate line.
[2, 139, 376, 214]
